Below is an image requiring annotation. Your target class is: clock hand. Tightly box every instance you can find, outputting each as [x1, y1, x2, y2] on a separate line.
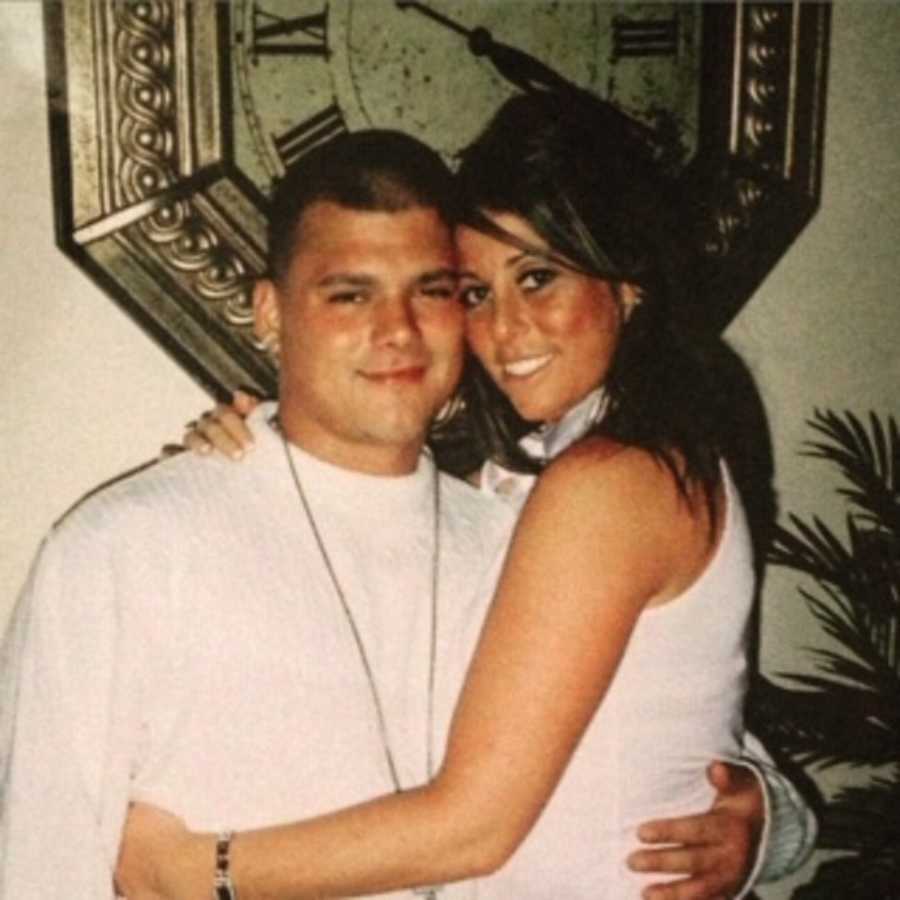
[395, 1, 576, 94]
[396, 1, 668, 165]
[395, 1, 469, 38]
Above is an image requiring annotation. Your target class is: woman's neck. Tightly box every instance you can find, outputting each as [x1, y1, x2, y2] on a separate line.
[531, 387, 609, 460]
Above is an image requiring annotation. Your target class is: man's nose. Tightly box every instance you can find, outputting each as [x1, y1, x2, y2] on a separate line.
[373, 295, 419, 347]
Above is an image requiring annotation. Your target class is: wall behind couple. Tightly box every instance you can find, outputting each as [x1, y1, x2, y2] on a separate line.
[1, 4, 898, 896]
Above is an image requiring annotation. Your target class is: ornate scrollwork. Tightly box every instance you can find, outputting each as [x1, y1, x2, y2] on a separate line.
[697, 2, 818, 270]
[702, 174, 768, 259]
[112, 1, 257, 331]
[739, 4, 792, 171]
[114, 1, 176, 203]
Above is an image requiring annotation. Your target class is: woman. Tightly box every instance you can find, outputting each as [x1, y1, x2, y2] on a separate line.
[118, 92, 761, 899]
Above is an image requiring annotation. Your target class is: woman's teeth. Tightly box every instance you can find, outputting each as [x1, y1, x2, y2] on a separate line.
[503, 354, 553, 378]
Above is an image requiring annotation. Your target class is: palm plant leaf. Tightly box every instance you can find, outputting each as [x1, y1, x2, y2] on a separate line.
[803, 588, 899, 682]
[792, 852, 900, 900]
[748, 676, 897, 768]
[769, 516, 898, 617]
[802, 409, 899, 534]
[749, 410, 899, 897]
[768, 514, 854, 583]
[793, 777, 900, 899]
[816, 776, 900, 851]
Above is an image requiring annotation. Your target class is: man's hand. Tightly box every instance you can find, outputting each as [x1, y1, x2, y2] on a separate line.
[627, 761, 764, 900]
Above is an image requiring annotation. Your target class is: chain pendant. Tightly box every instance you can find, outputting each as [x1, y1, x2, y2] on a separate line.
[282, 431, 443, 899]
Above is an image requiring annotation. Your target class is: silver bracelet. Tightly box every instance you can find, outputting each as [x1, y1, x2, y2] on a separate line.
[213, 830, 238, 900]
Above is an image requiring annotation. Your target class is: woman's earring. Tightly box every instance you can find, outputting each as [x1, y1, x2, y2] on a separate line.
[623, 290, 644, 323]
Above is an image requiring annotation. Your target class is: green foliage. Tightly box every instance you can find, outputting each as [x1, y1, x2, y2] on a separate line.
[748, 410, 900, 897]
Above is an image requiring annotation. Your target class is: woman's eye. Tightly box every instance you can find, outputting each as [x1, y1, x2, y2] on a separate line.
[519, 268, 557, 291]
[460, 284, 490, 310]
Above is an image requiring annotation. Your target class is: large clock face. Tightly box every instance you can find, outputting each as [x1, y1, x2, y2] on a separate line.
[44, 1, 830, 399]
[231, 1, 701, 192]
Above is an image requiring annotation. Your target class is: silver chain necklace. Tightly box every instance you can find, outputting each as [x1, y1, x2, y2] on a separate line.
[279, 432, 444, 886]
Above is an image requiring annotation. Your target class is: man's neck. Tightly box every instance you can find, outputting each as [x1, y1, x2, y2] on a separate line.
[276, 412, 424, 477]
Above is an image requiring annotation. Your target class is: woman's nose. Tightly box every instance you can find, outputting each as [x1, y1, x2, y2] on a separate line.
[490, 296, 528, 343]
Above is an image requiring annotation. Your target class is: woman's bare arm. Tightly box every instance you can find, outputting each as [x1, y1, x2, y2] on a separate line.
[118, 441, 717, 900]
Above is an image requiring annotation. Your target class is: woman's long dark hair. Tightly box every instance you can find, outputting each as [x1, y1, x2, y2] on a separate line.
[431, 90, 730, 512]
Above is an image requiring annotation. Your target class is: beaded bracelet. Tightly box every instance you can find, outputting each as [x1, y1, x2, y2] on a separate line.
[213, 831, 237, 900]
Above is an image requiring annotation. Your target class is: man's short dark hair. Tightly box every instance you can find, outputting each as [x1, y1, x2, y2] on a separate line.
[267, 130, 457, 284]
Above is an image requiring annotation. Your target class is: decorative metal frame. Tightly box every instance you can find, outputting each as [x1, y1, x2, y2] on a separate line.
[688, 2, 831, 332]
[43, 1, 830, 398]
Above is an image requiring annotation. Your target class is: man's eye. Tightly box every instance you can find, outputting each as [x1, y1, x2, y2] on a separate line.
[328, 291, 366, 304]
[421, 285, 456, 300]
[460, 284, 490, 309]
[519, 268, 557, 291]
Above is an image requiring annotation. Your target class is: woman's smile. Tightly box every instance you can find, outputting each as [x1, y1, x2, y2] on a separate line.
[500, 352, 556, 379]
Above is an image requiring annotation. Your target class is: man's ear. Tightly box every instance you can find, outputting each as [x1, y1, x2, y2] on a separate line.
[253, 278, 281, 354]
[619, 282, 643, 323]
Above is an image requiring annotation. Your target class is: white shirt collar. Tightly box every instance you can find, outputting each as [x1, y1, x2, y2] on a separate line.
[481, 387, 609, 502]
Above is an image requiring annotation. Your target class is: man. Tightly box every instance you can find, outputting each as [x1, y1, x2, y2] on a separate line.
[0, 131, 813, 899]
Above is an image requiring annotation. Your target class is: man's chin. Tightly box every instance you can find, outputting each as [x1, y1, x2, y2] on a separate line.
[368, 419, 430, 449]
[362, 407, 435, 448]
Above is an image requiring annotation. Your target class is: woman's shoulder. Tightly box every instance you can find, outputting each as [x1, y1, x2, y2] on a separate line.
[533, 437, 718, 534]
[531, 439, 724, 604]
[538, 437, 674, 499]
